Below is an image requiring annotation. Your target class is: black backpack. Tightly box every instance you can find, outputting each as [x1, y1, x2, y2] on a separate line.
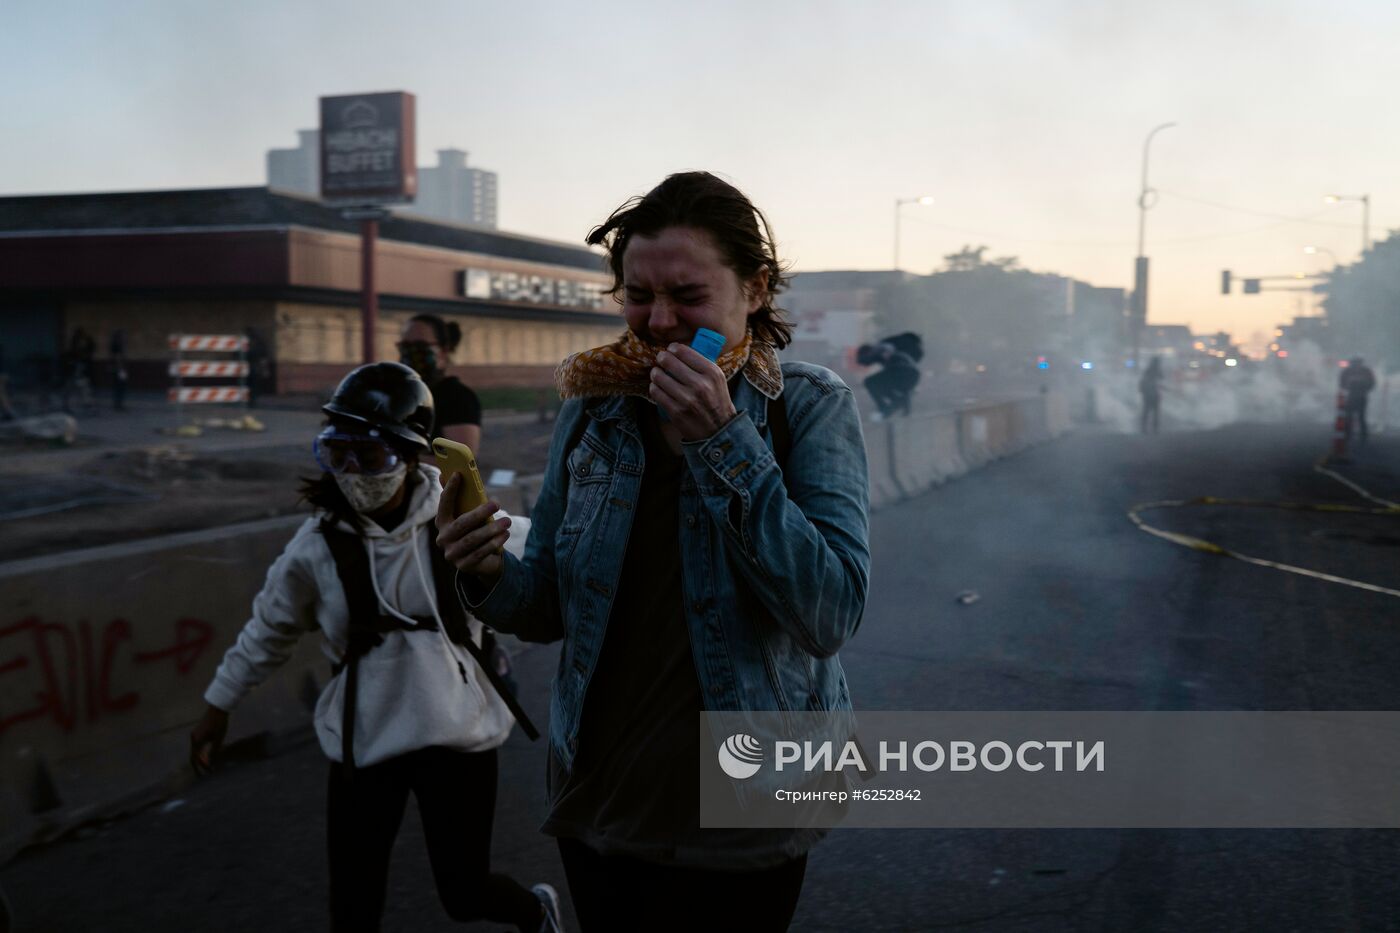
[883, 332, 924, 364]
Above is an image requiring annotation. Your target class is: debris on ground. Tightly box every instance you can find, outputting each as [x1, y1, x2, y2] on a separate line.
[157, 424, 203, 437]
[193, 415, 266, 432]
[79, 447, 288, 484]
[0, 413, 78, 446]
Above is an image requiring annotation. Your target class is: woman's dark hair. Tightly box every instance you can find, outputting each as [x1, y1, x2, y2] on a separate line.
[298, 473, 365, 532]
[586, 172, 794, 349]
[408, 313, 462, 357]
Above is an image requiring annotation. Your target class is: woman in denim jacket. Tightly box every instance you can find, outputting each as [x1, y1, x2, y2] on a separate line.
[436, 172, 870, 932]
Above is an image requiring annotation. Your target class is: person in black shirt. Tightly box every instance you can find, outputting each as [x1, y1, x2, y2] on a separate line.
[399, 314, 483, 451]
[1340, 356, 1377, 445]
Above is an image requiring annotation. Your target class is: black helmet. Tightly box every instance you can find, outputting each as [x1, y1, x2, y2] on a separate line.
[322, 362, 434, 450]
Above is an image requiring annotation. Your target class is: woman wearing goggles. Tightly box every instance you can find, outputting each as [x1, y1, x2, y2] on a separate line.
[189, 362, 560, 932]
[313, 427, 405, 476]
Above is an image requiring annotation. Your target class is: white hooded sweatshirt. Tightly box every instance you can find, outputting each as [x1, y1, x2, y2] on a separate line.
[204, 463, 529, 766]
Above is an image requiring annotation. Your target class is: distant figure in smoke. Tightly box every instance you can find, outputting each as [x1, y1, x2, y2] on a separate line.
[244, 326, 271, 408]
[1339, 356, 1376, 445]
[857, 332, 922, 420]
[109, 329, 128, 412]
[62, 327, 96, 414]
[1139, 356, 1164, 434]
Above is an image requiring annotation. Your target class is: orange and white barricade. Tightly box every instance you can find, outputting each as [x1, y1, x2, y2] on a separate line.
[168, 334, 250, 419]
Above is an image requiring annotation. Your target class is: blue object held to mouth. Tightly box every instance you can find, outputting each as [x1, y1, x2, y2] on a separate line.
[690, 327, 727, 362]
[658, 329, 728, 422]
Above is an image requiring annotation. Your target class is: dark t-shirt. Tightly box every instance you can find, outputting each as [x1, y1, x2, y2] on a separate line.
[541, 406, 706, 861]
[540, 401, 829, 869]
[1341, 366, 1375, 406]
[429, 375, 482, 437]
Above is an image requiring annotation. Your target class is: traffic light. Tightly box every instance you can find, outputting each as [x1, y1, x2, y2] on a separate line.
[1221, 270, 1231, 295]
[1244, 279, 1261, 294]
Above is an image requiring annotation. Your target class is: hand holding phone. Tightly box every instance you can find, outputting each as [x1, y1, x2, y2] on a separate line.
[433, 437, 503, 555]
[433, 438, 489, 517]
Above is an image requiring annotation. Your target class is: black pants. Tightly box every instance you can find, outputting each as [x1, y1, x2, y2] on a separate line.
[557, 837, 807, 932]
[1141, 392, 1161, 434]
[1344, 399, 1368, 444]
[326, 746, 540, 932]
[865, 366, 919, 417]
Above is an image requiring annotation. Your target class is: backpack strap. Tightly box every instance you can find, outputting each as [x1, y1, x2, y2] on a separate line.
[425, 524, 541, 741]
[318, 519, 383, 778]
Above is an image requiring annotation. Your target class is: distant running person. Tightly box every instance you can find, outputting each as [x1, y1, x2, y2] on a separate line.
[1139, 356, 1164, 434]
[1340, 356, 1376, 445]
[189, 362, 562, 933]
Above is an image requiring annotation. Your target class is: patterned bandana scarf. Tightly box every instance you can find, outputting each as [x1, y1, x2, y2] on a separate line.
[554, 328, 782, 400]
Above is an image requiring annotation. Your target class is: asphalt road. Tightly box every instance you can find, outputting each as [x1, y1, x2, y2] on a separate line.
[4, 422, 1399, 932]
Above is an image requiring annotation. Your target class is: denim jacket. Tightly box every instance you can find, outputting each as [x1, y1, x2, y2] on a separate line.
[458, 360, 871, 773]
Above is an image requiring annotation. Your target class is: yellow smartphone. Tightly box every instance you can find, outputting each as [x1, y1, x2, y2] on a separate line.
[432, 437, 502, 555]
[432, 437, 489, 518]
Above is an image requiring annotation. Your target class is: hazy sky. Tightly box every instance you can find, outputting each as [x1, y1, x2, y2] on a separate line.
[5, 0, 1398, 352]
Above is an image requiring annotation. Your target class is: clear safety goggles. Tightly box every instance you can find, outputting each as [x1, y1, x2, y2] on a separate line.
[312, 427, 404, 475]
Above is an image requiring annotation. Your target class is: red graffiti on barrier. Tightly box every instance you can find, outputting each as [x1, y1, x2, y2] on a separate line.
[0, 617, 214, 736]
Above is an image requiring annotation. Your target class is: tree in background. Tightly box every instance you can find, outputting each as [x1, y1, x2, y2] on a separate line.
[874, 244, 1068, 377]
[1319, 230, 1400, 367]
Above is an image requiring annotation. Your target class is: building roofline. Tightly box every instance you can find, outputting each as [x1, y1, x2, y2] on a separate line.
[0, 185, 602, 272]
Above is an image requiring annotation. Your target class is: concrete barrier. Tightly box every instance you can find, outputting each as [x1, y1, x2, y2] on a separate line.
[861, 419, 900, 509]
[956, 404, 1009, 468]
[1009, 396, 1051, 446]
[864, 392, 1069, 509]
[0, 515, 317, 861]
[926, 411, 969, 483]
[0, 463, 552, 863]
[887, 411, 966, 494]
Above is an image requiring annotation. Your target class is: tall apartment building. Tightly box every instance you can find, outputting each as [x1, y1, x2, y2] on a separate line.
[265, 134, 499, 229]
[266, 129, 321, 196]
[413, 149, 498, 229]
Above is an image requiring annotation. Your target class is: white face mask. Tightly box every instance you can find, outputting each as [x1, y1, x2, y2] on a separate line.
[334, 462, 408, 514]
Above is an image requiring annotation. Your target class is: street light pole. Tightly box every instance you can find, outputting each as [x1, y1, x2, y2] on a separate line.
[1137, 123, 1175, 257]
[1132, 122, 1176, 367]
[893, 195, 934, 271]
[1324, 194, 1371, 254]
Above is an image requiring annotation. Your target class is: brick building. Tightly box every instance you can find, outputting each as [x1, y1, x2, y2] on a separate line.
[0, 187, 618, 396]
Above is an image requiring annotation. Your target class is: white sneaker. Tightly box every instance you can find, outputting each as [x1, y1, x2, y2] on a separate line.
[532, 882, 564, 933]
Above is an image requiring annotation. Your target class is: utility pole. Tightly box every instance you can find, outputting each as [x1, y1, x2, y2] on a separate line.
[893, 195, 934, 271]
[1131, 123, 1176, 368]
